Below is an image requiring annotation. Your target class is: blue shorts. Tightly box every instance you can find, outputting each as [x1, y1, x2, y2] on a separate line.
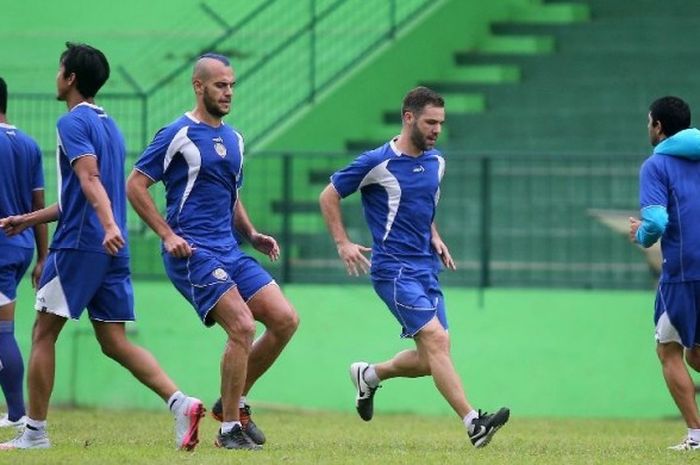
[655, 281, 700, 348]
[163, 247, 274, 327]
[35, 250, 135, 322]
[372, 268, 447, 338]
[0, 245, 34, 306]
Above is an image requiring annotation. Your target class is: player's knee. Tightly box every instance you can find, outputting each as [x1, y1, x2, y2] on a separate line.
[420, 326, 450, 354]
[656, 342, 683, 365]
[686, 350, 700, 372]
[226, 314, 256, 346]
[267, 304, 300, 339]
[279, 306, 300, 337]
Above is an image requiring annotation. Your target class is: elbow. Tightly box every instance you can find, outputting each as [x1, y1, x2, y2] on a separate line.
[638, 219, 668, 248]
[319, 184, 339, 208]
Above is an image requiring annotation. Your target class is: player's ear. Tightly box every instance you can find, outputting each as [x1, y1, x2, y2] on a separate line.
[402, 111, 414, 125]
[192, 78, 203, 95]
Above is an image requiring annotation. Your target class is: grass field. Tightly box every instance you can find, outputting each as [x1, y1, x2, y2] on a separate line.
[0, 408, 697, 465]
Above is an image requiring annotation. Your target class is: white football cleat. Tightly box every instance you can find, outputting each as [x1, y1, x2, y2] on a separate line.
[0, 414, 27, 428]
[669, 437, 700, 451]
[174, 396, 205, 451]
[0, 428, 50, 450]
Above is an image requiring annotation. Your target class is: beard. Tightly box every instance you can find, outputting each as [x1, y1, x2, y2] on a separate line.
[409, 123, 430, 151]
[203, 89, 229, 118]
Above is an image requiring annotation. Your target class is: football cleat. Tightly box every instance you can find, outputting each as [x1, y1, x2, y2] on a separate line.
[349, 362, 380, 421]
[669, 438, 700, 451]
[211, 399, 266, 445]
[0, 414, 27, 428]
[0, 427, 50, 450]
[174, 397, 205, 451]
[215, 424, 262, 450]
[468, 407, 510, 448]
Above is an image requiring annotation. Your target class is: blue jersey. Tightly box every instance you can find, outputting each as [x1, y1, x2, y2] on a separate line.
[640, 151, 700, 282]
[134, 113, 244, 253]
[0, 123, 44, 249]
[51, 103, 129, 256]
[331, 139, 445, 273]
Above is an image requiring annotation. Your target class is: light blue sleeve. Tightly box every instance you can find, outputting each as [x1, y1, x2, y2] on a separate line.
[635, 205, 668, 248]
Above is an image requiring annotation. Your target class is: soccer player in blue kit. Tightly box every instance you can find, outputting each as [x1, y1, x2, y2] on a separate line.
[127, 53, 299, 450]
[0, 78, 47, 429]
[0, 43, 203, 451]
[319, 87, 509, 448]
[630, 96, 700, 451]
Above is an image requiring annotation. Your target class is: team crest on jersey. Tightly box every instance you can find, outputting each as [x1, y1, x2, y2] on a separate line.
[213, 137, 227, 158]
[212, 268, 229, 281]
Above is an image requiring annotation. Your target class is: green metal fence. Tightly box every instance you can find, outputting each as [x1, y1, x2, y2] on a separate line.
[224, 151, 652, 290]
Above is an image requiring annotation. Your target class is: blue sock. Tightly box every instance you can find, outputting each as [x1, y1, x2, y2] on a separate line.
[0, 321, 26, 421]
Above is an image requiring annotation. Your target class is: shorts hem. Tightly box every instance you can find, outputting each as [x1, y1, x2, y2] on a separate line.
[201, 283, 239, 327]
[245, 280, 277, 303]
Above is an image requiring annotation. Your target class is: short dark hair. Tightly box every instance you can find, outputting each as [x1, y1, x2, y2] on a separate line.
[401, 86, 444, 116]
[59, 42, 110, 98]
[198, 52, 230, 66]
[649, 96, 691, 137]
[0, 78, 6, 114]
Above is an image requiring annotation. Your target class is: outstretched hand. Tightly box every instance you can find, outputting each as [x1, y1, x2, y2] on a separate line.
[629, 217, 641, 243]
[432, 236, 456, 271]
[250, 232, 280, 262]
[0, 215, 30, 237]
[337, 241, 371, 276]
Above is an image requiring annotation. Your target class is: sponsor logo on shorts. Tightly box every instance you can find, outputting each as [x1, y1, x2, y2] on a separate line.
[213, 268, 229, 281]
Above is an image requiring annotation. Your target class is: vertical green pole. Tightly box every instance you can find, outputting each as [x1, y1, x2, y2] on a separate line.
[389, 0, 397, 38]
[479, 157, 491, 307]
[309, 0, 317, 102]
[281, 154, 293, 283]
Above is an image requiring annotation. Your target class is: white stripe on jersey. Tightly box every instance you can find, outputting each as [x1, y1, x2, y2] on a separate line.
[436, 155, 445, 206]
[56, 129, 63, 212]
[163, 127, 202, 213]
[359, 159, 401, 242]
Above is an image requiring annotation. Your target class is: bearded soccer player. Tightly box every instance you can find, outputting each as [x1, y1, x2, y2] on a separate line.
[127, 53, 298, 451]
[319, 86, 510, 448]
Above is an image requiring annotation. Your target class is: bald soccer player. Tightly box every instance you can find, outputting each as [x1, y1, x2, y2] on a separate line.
[127, 53, 299, 451]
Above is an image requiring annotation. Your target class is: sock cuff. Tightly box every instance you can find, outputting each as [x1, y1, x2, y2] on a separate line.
[26, 417, 47, 430]
[167, 391, 185, 412]
[0, 321, 14, 333]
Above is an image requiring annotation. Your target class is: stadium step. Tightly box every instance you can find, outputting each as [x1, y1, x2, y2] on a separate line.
[472, 34, 556, 56]
[382, 93, 485, 125]
[443, 65, 521, 85]
[511, 2, 590, 24]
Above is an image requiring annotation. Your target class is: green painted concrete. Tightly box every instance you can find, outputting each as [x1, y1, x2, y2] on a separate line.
[7, 280, 688, 419]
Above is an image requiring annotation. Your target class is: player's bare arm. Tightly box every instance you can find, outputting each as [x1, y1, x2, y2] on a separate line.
[31, 189, 48, 288]
[0, 203, 59, 237]
[73, 155, 124, 255]
[431, 222, 456, 270]
[233, 198, 279, 261]
[319, 183, 371, 276]
[126, 170, 193, 258]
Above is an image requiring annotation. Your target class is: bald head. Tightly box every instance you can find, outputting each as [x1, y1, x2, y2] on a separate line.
[192, 53, 231, 81]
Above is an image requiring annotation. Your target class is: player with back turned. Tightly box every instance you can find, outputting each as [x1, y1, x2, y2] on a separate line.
[0, 43, 203, 451]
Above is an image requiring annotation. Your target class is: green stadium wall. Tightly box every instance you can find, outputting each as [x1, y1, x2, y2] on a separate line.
[260, 0, 537, 152]
[8, 280, 685, 419]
